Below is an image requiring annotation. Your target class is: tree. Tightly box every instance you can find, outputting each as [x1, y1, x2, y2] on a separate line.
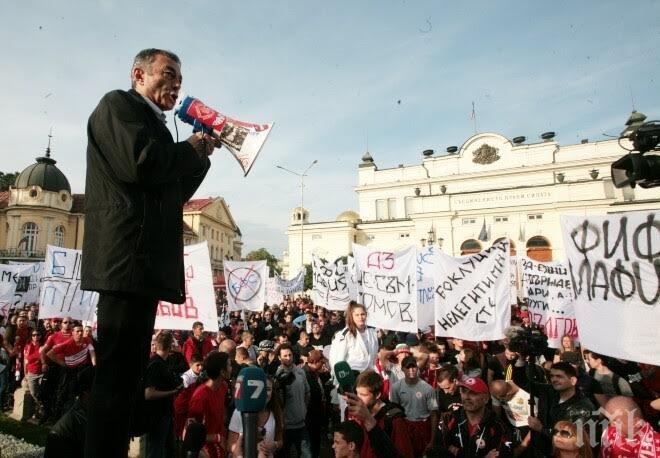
[303, 263, 313, 291]
[244, 248, 282, 276]
[0, 171, 19, 191]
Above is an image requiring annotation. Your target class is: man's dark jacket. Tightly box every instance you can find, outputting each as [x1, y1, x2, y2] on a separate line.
[81, 89, 209, 303]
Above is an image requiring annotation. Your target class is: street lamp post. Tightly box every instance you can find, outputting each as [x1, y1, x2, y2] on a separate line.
[276, 160, 318, 272]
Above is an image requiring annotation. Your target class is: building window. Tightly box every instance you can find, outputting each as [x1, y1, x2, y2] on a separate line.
[494, 216, 508, 223]
[21, 222, 38, 253]
[201, 225, 206, 237]
[311, 234, 321, 240]
[376, 200, 387, 220]
[367, 235, 375, 241]
[462, 218, 476, 225]
[528, 214, 543, 220]
[399, 233, 410, 238]
[54, 226, 65, 247]
[460, 239, 482, 255]
[404, 197, 413, 218]
[388, 198, 397, 219]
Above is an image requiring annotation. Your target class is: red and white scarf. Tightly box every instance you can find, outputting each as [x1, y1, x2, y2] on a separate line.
[600, 420, 660, 457]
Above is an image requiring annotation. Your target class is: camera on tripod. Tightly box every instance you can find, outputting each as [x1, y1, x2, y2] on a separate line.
[611, 111, 660, 188]
[506, 326, 548, 358]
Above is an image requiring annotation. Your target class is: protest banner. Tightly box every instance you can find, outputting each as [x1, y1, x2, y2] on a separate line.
[417, 246, 440, 332]
[275, 268, 305, 295]
[224, 260, 267, 312]
[519, 256, 577, 348]
[0, 262, 43, 310]
[561, 212, 660, 365]
[39, 246, 99, 321]
[433, 240, 511, 340]
[510, 256, 519, 304]
[312, 255, 356, 311]
[353, 244, 417, 333]
[156, 242, 218, 332]
[266, 277, 284, 306]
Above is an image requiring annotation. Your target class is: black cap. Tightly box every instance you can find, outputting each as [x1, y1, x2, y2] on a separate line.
[401, 355, 418, 369]
[405, 333, 420, 347]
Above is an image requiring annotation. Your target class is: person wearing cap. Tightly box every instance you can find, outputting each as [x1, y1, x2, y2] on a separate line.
[256, 340, 279, 376]
[390, 343, 412, 383]
[389, 355, 438, 456]
[433, 376, 513, 457]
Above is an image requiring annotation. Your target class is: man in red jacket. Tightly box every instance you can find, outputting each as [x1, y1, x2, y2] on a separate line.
[182, 321, 214, 364]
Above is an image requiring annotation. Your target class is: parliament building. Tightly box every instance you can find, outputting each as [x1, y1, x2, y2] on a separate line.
[282, 130, 660, 277]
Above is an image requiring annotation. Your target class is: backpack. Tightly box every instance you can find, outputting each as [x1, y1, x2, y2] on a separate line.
[376, 401, 406, 437]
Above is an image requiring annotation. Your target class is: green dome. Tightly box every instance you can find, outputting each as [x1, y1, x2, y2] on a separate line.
[15, 151, 71, 193]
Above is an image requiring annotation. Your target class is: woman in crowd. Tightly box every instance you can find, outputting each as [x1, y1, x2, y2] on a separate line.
[329, 301, 378, 379]
[552, 420, 593, 458]
[227, 376, 284, 458]
[554, 334, 580, 363]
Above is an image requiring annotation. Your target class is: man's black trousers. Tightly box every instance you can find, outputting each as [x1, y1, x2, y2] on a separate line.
[84, 292, 158, 458]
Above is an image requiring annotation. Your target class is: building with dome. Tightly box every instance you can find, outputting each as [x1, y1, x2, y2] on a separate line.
[0, 146, 85, 261]
[1, 143, 243, 278]
[282, 130, 660, 277]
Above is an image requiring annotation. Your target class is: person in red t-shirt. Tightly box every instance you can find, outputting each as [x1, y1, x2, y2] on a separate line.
[47, 324, 96, 419]
[187, 351, 232, 458]
[23, 329, 44, 416]
[38, 316, 73, 422]
[182, 321, 215, 364]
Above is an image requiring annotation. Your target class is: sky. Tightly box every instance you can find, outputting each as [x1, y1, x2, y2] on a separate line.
[1, 1, 659, 258]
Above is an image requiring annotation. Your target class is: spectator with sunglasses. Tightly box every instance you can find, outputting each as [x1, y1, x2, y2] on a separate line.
[23, 329, 45, 419]
[551, 420, 593, 458]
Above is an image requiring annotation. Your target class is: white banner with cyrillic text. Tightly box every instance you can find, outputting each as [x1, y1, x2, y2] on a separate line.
[312, 255, 357, 312]
[434, 240, 511, 340]
[0, 262, 43, 310]
[353, 244, 417, 333]
[519, 256, 577, 348]
[39, 246, 98, 321]
[156, 242, 219, 332]
[561, 212, 660, 365]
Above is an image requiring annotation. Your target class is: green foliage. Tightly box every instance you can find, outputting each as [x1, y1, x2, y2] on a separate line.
[244, 248, 282, 276]
[0, 171, 19, 192]
[304, 263, 313, 291]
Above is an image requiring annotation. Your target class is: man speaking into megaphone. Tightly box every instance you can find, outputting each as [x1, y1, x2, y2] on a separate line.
[81, 48, 220, 458]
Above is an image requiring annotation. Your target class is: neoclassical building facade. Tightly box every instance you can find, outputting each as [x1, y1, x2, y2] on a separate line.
[1, 147, 243, 277]
[283, 131, 660, 277]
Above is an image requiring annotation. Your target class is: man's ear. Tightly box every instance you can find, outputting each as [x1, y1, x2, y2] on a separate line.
[132, 66, 145, 87]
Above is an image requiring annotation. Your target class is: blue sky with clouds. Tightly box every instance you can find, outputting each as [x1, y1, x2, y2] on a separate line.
[1, 1, 659, 257]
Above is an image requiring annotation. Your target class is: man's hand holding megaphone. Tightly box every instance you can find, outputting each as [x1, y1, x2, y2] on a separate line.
[187, 131, 218, 158]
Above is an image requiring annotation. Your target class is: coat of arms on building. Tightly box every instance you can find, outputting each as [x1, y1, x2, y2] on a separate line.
[472, 144, 500, 165]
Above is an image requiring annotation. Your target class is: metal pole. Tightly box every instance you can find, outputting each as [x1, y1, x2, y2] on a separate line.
[275, 160, 317, 275]
[300, 173, 305, 268]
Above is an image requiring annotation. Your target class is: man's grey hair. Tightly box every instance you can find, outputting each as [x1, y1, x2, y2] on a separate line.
[131, 48, 181, 88]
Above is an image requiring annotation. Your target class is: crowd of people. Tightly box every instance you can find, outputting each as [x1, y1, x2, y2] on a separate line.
[0, 294, 658, 457]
